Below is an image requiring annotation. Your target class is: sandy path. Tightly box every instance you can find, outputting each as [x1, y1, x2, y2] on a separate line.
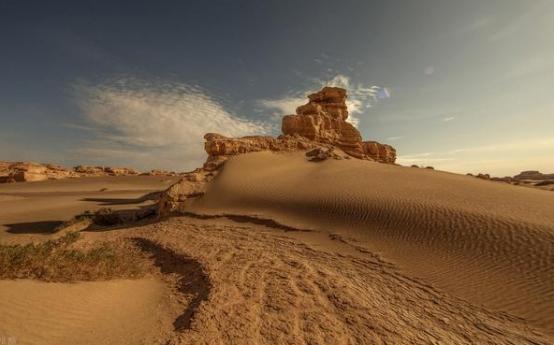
[0, 279, 174, 345]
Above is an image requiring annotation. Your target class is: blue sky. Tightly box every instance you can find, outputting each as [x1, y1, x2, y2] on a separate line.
[1, 1, 553, 175]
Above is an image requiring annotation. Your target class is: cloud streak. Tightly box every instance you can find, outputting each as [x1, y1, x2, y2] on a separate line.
[72, 78, 268, 171]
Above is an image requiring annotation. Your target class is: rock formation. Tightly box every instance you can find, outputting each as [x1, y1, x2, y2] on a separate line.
[282, 87, 366, 158]
[140, 169, 179, 177]
[361, 141, 397, 164]
[513, 171, 554, 181]
[0, 161, 149, 183]
[158, 170, 211, 215]
[204, 87, 396, 165]
[467, 170, 554, 192]
[159, 87, 398, 216]
[73, 165, 139, 177]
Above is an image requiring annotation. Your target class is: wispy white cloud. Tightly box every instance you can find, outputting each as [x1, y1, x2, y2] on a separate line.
[458, 17, 493, 34]
[424, 66, 435, 75]
[258, 74, 387, 128]
[61, 122, 97, 131]
[442, 116, 455, 122]
[386, 136, 403, 141]
[258, 97, 305, 117]
[71, 78, 268, 171]
[489, 2, 552, 41]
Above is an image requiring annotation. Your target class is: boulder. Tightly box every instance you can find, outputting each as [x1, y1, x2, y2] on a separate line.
[305, 147, 343, 162]
[158, 177, 207, 216]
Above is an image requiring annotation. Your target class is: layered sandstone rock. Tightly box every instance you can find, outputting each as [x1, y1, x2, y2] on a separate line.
[204, 133, 312, 156]
[158, 170, 211, 215]
[158, 87, 398, 216]
[0, 161, 143, 183]
[361, 141, 397, 164]
[513, 171, 554, 180]
[73, 165, 106, 176]
[204, 87, 396, 164]
[140, 169, 178, 177]
[0, 162, 51, 182]
[73, 165, 140, 177]
[103, 167, 140, 176]
[282, 87, 368, 159]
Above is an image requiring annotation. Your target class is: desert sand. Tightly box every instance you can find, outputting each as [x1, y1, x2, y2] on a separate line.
[0, 175, 178, 244]
[0, 279, 175, 345]
[0, 151, 553, 344]
[189, 152, 554, 331]
[1, 87, 553, 344]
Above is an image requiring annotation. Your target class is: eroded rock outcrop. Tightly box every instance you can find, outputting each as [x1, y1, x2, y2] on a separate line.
[513, 171, 554, 181]
[0, 161, 146, 183]
[204, 87, 396, 164]
[361, 141, 397, 164]
[158, 170, 212, 215]
[282, 87, 367, 158]
[73, 165, 139, 177]
[158, 87, 397, 216]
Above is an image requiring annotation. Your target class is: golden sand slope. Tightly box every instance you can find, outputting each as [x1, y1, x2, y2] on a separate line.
[0, 279, 173, 345]
[188, 151, 554, 334]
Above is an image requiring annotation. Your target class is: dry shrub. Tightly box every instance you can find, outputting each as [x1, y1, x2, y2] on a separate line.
[0, 232, 149, 282]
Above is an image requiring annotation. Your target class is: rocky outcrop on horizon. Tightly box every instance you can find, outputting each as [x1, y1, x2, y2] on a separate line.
[0, 161, 173, 183]
[73, 165, 140, 177]
[513, 170, 554, 181]
[468, 170, 554, 192]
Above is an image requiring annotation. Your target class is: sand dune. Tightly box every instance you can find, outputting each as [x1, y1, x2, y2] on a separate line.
[188, 151, 554, 333]
[1, 152, 553, 343]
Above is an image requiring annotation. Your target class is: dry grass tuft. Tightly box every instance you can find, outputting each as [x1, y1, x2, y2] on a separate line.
[0, 232, 149, 282]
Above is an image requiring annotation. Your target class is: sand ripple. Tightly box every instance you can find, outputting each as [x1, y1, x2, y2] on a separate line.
[189, 151, 554, 334]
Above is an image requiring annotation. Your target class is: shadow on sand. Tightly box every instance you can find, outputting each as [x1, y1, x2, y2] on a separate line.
[132, 238, 212, 331]
[5, 221, 64, 234]
[80, 191, 161, 206]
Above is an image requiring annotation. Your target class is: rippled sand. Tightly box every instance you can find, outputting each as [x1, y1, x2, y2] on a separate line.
[0, 279, 172, 345]
[189, 151, 554, 334]
[1, 152, 553, 344]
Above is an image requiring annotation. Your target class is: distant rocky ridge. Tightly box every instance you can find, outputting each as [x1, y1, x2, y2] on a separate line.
[0, 161, 178, 183]
[512, 170, 554, 180]
[468, 170, 554, 192]
[160, 87, 398, 216]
